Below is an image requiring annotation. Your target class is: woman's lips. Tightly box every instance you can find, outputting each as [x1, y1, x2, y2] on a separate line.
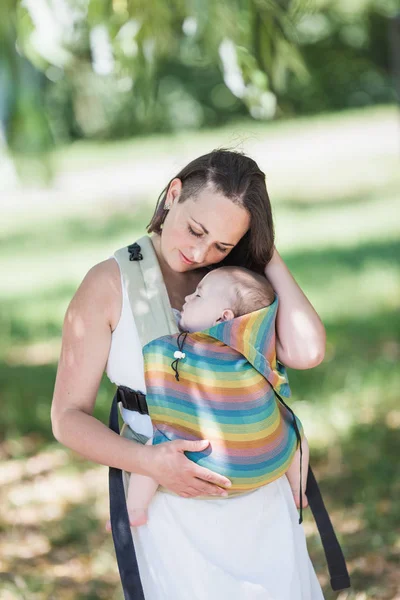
[179, 251, 195, 265]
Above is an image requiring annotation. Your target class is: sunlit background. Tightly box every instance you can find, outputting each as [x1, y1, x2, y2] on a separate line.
[1, 1, 399, 599]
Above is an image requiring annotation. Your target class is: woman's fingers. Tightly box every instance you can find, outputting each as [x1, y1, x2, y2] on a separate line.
[182, 485, 217, 498]
[177, 440, 232, 490]
[180, 482, 229, 498]
[150, 439, 232, 497]
[192, 479, 229, 496]
[176, 438, 210, 452]
[178, 475, 229, 497]
[168, 439, 231, 492]
[191, 464, 231, 490]
[174, 439, 232, 490]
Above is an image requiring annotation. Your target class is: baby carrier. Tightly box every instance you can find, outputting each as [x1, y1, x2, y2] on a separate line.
[144, 300, 305, 497]
[108, 236, 350, 600]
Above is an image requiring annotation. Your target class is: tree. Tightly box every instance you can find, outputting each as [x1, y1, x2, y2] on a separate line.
[1, 0, 306, 157]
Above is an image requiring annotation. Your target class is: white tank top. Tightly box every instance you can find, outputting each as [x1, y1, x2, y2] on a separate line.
[106, 256, 180, 437]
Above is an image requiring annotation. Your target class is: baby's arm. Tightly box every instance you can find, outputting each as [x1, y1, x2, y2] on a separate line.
[126, 437, 159, 527]
[286, 436, 309, 510]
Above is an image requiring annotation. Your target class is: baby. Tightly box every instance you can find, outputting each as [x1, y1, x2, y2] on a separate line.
[126, 266, 309, 527]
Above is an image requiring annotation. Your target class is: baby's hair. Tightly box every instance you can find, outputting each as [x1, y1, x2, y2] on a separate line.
[216, 266, 275, 317]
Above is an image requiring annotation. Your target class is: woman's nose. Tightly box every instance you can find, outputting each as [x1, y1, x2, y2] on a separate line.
[193, 243, 207, 264]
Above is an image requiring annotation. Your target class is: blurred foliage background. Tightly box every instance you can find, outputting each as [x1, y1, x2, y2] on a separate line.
[1, 0, 398, 160]
[1, 1, 400, 599]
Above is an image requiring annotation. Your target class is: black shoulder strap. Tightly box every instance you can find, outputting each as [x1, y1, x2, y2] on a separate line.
[276, 392, 351, 590]
[307, 467, 351, 591]
[109, 389, 145, 600]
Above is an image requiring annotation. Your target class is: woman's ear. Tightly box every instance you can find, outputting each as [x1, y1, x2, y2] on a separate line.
[166, 178, 183, 206]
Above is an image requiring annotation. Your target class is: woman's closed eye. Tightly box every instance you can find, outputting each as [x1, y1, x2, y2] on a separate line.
[188, 224, 202, 238]
[187, 224, 229, 253]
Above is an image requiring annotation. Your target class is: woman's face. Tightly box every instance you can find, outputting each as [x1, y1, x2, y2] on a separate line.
[160, 179, 250, 272]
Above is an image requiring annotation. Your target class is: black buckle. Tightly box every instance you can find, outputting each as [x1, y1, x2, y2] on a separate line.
[127, 243, 143, 261]
[117, 386, 148, 415]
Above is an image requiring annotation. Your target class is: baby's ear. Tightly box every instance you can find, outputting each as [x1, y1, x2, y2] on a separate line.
[221, 309, 235, 322]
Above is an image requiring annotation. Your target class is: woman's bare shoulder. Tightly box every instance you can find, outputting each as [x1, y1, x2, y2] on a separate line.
[52, 258, 122, 423]
[85, 257, 121, 284]
[71, 258, 122, 331]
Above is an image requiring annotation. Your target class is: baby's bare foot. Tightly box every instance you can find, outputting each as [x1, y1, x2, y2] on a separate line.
[293, 492, 308, 510]
[128, 508, 148, 527]
[105, 509, 148, 532]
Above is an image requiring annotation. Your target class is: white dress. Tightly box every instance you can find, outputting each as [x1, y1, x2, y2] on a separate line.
[106, 257, 325, 600]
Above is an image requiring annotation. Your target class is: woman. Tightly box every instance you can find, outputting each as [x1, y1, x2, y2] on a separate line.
[51, 149, 326, 599]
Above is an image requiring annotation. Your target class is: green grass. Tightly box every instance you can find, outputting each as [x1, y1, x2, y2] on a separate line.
[1, 105, 399, 599]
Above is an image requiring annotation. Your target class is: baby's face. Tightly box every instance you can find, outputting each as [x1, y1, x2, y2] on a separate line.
[179, 271, 235, 333]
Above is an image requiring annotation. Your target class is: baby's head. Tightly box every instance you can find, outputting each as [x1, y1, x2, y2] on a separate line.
[179, 266, 275, 333]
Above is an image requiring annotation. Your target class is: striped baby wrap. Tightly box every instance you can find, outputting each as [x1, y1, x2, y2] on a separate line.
[143, 297, 304, 496]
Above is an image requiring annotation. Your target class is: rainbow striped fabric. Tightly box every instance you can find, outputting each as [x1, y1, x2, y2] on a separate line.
[143, 297, 303, 496]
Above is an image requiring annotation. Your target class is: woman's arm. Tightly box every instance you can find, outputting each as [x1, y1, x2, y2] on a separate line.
[51, 259, 231, 497]
[51, 259, 152, 473]
[265, 248, 326, 370]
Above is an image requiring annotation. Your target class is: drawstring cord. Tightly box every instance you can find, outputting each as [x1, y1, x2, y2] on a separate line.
[171, 331, 188, 381]
[274, 390, 304, 525]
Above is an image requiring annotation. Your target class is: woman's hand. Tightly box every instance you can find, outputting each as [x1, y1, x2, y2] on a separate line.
[147, 439, 232, 498]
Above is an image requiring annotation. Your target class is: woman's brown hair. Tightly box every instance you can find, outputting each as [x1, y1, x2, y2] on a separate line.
[147, 149, 274, 273]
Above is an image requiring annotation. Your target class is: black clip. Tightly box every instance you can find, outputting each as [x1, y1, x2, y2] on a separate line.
[117, 385, 148, 414]
[128, 243, 143, 261]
